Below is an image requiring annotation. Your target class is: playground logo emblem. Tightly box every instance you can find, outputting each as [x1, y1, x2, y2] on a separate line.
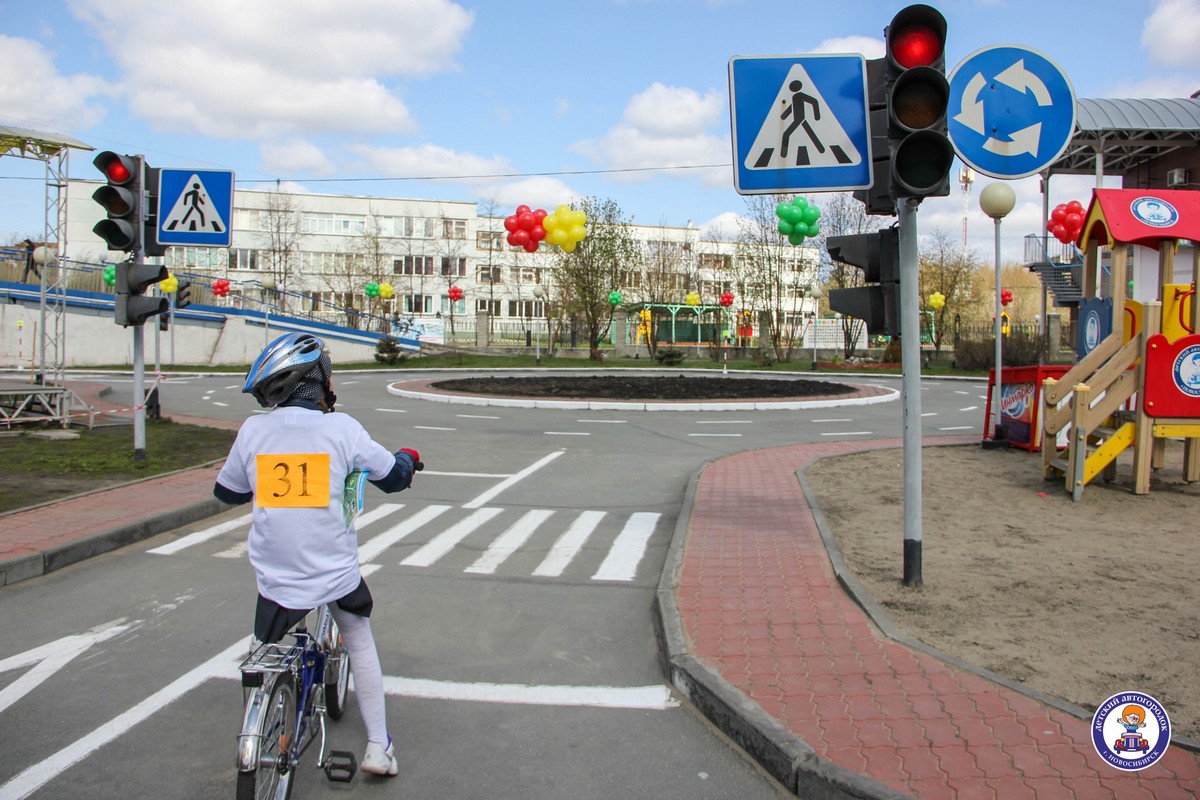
[1091, 691, 1171, 771]
[1130, 197, 1179, 229]
[1173, 344, 1200, 397]
[1084, 309, 1102, 352]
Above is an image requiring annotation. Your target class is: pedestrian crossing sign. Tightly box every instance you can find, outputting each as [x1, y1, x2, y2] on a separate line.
[728, 54, 872, 194]
[156, 168, 235, 247]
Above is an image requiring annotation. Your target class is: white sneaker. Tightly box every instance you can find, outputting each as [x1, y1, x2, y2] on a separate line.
[361, 737, 398, 777]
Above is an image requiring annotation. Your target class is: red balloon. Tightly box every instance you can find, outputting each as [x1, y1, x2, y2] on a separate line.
[506, 231, 518, 246]
[504, 215, 519, 232]
[517, 211, 535, 229]
[1050, 206, 1067, 224]
[530, 225, 546, 241]
[523, 241, 539, 253]
[1065, 212, 1083, 232]
[1066, 200, 1084, 214]
[516, 204, 531, 215]
[533, 208, 548, 223]
[511, 229, 530, 247]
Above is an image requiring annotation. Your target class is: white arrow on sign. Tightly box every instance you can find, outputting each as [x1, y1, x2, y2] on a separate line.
[995, 59, 1052, 105]
[953, 72, 988, 134]
[984, 122, 1042, 156]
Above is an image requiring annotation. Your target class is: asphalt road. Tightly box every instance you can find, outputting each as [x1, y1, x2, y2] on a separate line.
[0, 368, 988, 800]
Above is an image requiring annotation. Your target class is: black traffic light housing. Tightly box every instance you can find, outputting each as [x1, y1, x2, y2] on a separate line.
[114, 261, 169, 327]
[826, 227, 901, 336]
[853, 5, 953, 216]
[92, 152, 143, 252]
[143, 166, 167, 257]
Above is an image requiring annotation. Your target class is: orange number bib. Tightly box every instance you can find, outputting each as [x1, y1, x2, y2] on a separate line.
[255, 453, 331, 508]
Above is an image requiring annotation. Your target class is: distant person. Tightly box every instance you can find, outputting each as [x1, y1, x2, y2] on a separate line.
[21, 239, 40, 283]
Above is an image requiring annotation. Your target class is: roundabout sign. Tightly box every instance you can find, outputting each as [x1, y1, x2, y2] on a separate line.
[947, 45, 1076, 179]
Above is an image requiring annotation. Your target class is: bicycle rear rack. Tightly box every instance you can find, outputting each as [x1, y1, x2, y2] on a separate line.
[239, 636, 310, 686]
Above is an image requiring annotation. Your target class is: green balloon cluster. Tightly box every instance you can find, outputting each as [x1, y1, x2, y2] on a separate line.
[365, 282, 380, 297]
[608, 290, 623, 306]
[103, 264, 116, 287]
[776, 197, 821, 246]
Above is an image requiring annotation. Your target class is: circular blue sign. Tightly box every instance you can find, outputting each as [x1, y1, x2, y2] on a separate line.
[947, 45, 1076, 179]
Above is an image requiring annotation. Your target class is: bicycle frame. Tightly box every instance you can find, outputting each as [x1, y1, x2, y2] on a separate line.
[236, 605, 341, 775]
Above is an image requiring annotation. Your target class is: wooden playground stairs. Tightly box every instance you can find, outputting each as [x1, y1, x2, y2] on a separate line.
[1041, 331, 1142, 501]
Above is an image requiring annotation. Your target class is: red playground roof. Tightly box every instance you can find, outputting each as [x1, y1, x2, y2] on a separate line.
[1079, 189, 1200, 250]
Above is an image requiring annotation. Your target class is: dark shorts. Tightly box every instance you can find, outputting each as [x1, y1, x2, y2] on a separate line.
[254, 578, 374, 643]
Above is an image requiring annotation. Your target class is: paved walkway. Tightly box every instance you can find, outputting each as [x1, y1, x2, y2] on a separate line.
[2, 391, 1197, 797]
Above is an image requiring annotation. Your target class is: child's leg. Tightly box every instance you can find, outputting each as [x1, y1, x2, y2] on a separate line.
[328, 605, 388, 745]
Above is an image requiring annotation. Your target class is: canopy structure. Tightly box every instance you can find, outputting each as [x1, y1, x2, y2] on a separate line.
[1048, 97, 1200, 177]
[0, 125, 94, 389]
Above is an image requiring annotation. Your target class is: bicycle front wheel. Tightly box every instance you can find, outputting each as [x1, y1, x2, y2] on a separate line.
[237, 678, 296, 800]
[325, 622, 351, 720]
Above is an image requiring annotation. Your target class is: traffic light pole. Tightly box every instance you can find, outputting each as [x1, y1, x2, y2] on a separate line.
[132, 249, 149, 463]
[898, 200, 923, 587]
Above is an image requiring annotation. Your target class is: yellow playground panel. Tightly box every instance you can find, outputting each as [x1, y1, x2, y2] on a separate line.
[1040, 189, 1200, 500]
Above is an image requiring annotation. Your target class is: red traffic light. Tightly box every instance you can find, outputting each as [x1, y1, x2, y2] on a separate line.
[887, 5, 947, 70]
[94, 151, 137, 186]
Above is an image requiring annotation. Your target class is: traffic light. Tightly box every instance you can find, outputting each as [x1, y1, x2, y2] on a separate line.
[826, 227, 901, 336]
[92, 152, 143, 252]
[176, 281, 192, 310]
[143, 166, 167, 257]
[853, 5, 953, 215]
[114, 261, 169, 327]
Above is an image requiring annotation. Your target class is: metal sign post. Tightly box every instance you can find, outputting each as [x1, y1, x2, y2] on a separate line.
[898, 199, 923, 586]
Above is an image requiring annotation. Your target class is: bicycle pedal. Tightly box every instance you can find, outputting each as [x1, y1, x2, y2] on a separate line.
[323, 750, 357, 782]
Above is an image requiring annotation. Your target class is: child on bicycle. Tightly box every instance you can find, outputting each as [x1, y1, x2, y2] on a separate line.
[214, 332, 418, 777]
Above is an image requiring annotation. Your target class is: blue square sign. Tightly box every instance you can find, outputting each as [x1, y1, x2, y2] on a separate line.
[729, 54, 871, 194]
[156, 168, 235, 247]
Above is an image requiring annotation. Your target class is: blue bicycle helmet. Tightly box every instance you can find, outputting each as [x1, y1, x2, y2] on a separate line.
[243, 332, 331, 408]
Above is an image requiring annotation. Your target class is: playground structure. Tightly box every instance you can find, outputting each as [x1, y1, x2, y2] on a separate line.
[1040, 189, 1200, 500]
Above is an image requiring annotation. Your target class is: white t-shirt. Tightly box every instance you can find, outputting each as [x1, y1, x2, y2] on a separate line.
[216, 406, 396, 609]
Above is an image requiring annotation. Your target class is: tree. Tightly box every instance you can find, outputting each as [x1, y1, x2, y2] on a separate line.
[631, 223, 696, 356]
[353, 208, 393, 331]
[260, 188, 305, 313]
[553, 197, 639, 361]
[917, 229, 983, 353]
[732, 194, 815, 362]
[811, 193, 887, 358]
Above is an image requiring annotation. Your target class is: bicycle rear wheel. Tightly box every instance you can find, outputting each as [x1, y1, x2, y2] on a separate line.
[325, 621, 351, 720]
[237, 678, 296, 800]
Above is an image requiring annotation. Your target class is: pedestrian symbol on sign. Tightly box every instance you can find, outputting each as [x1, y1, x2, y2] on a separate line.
[161, 174, 227, 234]
[745, 63, 861, 171]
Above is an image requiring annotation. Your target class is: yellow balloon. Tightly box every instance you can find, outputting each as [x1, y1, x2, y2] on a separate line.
[161, 275, 178, 293]
[543, 214, 559, 231]
[555, 204, 572, 216]
[379, 282, 394, 299]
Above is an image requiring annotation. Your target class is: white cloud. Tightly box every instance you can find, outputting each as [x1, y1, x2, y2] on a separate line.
[1142, 0, 1200, 68]
[0, 35, 111, 131]
[810, 35, 886, 60]
[345, 142, 511, 179]
[1106, 76, 1199, 99]
[259, 139, 335, 177]
[67, 0, 473, 139]
[475, 177, 579, 215]
[571, 83, 729, 182]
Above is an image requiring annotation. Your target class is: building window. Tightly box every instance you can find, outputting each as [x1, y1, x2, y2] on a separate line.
[476, 266, 503, 284]
[394, 255, 434, 275]
[404, 294, 434, 314]
[507, 299, 542, 318]
[442, 219, 467, 239]
[476, 299, 501, 315]
[229, 248, 259, 271]
[441, 256, 467, 276]
[477, 230, 504, 251]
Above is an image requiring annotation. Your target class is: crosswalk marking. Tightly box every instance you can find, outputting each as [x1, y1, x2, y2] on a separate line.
[358, 505, 450, 564]
[400, 507, 504, 567]
[592, 513, 662, 582]
[533, 511, 605, 578]
[465, 509, 555, 574]
[148, 503, 661, 583]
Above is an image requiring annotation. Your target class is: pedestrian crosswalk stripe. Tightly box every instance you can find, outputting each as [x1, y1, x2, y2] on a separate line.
[532, 510, 606, 577]
[465, 509, 555, 574]
[358, 505, 449, 565]
[400, 507, 504, 567]
[592, 513, 662, 582]
[147, 513, 252, 555]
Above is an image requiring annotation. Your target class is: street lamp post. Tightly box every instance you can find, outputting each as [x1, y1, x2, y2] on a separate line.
[532, 285, 544, 365]
[980, 182, 1016, 447]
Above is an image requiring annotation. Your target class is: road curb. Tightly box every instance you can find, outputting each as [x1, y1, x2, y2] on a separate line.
[653, 461, 909, 799]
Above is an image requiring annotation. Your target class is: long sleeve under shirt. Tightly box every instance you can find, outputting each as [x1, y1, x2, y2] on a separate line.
[214, 406, 410, 609]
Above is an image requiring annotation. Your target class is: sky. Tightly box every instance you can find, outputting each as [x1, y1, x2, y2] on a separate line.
[1, 0, 1198, 265]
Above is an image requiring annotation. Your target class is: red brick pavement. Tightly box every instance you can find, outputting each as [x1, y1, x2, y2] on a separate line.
[676, 438, 1200, 799]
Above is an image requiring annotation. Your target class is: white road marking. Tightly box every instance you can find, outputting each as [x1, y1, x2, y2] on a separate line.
[592, 513, 661, 582]
[400, 507, 504, 567]
[533, 511, 605, 577]
[695, 419, 752, 424]
[820, 431, 873, 436]
[811, 418, 852, 423]
[921, 412, 937, 417]
[224, 385, 239, 390]
[545, 431, 590, 436]
[687, 433, 742, 437]
[457, 414, 500, 419]
[938, 426, 976, 431]
[465, 509, 555, 574]
[464, 451, 563, 509]
[422, 470, 511, 478]
[358, 505, 450, 564]
[146, 514, 253, 555]
[0, 620, 132, 715]
[379, 676, 678, 710]
[414, 425, 456, 431]
[212, 542, 247, 559]
[576, 419, 626, 423]
[376, 407, 407, 413]
[955, 390, 970, 395]
[959, 405, 979, 412]
[212, 401, 229, 407]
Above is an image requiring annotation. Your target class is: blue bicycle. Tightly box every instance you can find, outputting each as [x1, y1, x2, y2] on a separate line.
[235, 604, 355, 799]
